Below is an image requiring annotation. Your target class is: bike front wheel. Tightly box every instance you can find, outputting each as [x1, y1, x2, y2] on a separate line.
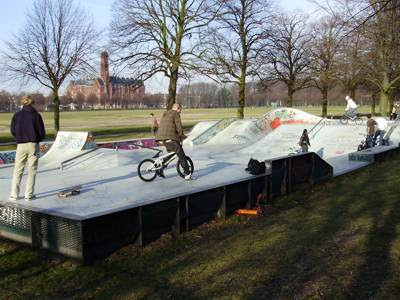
[138, 159, 158, 182]
[355, 117, 363, 125]
[339, 116, 348, 125]
[176, 156, 194, 178]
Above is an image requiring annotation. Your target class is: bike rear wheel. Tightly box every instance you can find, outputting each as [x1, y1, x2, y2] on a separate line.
[340, 116, 348, 125]
[138, 159, 158, 182]
[176, 156, 194, 178]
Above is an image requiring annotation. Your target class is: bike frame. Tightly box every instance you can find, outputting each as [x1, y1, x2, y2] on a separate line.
[288, 147, 302, 155]
[152, 150, 177, 170]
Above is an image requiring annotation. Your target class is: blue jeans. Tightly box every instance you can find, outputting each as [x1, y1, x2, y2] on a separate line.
[346, 108, 357, 118]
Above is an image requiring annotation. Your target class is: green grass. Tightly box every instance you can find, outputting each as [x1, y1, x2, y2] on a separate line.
[1, 158, 400, 299]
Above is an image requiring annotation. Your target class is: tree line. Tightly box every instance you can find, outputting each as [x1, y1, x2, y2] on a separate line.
[1, 0, 399, 130]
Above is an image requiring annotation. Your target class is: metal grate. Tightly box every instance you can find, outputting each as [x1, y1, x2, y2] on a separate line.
[0, 206, 31, 232]
[39, 215, 82, 252]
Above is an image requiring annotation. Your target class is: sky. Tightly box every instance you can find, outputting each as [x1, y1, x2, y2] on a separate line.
[0, 0, 320, 95]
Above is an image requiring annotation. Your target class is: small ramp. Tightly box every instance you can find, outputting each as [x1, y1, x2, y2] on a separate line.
[190, 118, 237, 145]
[40, 131, 97, 167]
[183, 121, 218, 146]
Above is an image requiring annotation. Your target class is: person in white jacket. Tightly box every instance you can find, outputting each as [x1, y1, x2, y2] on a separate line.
[373, 117, 388, 146]
[345, 95, 358, 119]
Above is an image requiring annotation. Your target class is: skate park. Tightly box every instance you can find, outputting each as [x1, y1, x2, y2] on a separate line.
[1, 107, 400, 262]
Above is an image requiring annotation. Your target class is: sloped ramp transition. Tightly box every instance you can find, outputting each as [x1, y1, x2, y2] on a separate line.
[40, 131, 97, 168]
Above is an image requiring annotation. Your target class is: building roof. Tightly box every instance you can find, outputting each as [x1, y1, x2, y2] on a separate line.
[69, 79, 95, 86]
[109, 76, 143, 86]
[69, 77, 143, 87]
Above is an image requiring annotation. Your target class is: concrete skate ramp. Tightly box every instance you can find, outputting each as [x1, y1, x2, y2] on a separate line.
[239, 123, 367, 161]
[203, 108, 321, 146]
[206, 119, 263, 145]
[256, 107, 322, 133]
[40, 131, 96, 167]
[61, 147, 159, 171]
[188, 118, 238, 146]
[183, 120, 218, 146]
[385, 122, 400, 145]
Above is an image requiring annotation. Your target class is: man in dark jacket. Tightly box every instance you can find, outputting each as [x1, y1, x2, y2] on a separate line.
[155, 103, 191, 179]
[9, 95, 45, 201]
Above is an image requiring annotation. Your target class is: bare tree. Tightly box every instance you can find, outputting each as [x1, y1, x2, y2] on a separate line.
[361, 0, 400, 115]
[1, 0, 98, 131]
[201, 0, 274, 118]
[0, 90, 13, 112]
[309, 16, 342, 117]
[75, 92, 85, 109]
[86, 93, 98, 109]
[178, 82, 219, 107]
[110, 0, 219, 110]
[263, 13, 313, 107]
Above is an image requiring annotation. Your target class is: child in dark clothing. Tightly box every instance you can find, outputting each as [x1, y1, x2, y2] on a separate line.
[299, 129, 311, 153]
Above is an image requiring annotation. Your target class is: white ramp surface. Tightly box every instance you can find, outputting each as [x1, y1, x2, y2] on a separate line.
[40, 131, 96, 168]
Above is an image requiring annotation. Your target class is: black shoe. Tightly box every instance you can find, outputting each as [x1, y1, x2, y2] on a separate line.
[157, 169, 165, 178]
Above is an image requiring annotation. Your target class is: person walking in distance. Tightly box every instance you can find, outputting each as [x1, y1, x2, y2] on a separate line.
[9, 95, 45, 201]
[150, 113, 158, 136]
[155, 103, 192, 180]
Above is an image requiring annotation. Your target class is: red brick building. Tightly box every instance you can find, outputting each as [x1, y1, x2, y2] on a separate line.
[66, 52, 145, 106]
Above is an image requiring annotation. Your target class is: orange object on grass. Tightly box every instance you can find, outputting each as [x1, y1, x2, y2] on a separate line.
[236, 209, 258, 215]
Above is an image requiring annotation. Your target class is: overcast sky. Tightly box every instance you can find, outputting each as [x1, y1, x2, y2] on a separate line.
[0, 0, 320, 95]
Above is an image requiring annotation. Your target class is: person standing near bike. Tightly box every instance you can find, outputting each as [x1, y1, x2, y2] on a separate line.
[366, 115, 377, 148]
[345, 95, 358, 119]
[156, 103, 192, 180]
[373, 117, 388, 146]
[298, 129, 311, 153]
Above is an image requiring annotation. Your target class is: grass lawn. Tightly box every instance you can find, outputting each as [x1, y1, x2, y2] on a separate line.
[0, 158, 399, 299]
[0, 105, 373, 136]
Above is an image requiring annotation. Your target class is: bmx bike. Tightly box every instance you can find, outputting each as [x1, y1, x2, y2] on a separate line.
[137, 149, 194, 182]
[357, 134, 373, 151]
[357, 133, 389, 151]
[288, 147, 303, 156]
[340, 113, 363, 125]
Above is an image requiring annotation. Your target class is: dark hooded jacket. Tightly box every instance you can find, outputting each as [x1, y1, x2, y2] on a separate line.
[11, 105, 45, 144]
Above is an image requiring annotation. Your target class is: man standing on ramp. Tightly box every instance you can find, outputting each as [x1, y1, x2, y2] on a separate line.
[9, 95, 45, 200]
[156, 103, 192, 180]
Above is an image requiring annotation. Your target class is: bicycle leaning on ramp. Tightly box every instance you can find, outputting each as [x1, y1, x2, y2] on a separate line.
[137, 148, 194, 182]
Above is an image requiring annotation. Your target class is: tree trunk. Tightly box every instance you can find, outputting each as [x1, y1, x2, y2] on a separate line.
[166, 70, 178, 110]
[379, 73, 390, 116]
[379, 90, 389, 116]
[53, 90, 60, 132]
[321, 88, 328, 118]
[371, 93, 376, 116]
[237, 74, 246, 119]
[350, 88, 356, 101]
[287, 85, 293, 107]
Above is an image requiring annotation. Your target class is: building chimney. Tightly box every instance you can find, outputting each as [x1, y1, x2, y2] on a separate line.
[100, 51, 110, 99]
[100, 51, 109, 84]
